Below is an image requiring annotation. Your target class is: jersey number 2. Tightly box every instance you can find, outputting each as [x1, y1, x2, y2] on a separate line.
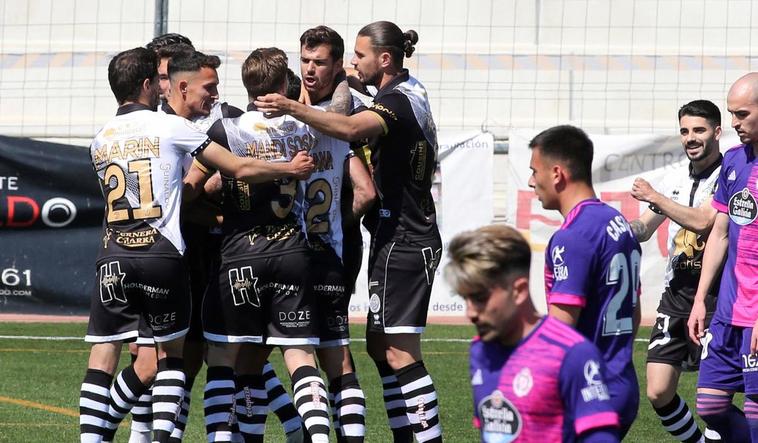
[603, 250, 640, 336]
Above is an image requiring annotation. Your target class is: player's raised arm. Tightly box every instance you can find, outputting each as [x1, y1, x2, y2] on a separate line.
[632, 177, 718, 236]
[255, 93, 384, 142]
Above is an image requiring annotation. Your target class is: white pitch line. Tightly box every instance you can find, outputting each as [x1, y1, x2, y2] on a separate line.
[0, 335, 651, 343]
[0, 335, 82, 341]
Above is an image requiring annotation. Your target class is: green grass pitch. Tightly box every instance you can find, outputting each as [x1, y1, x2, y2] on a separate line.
[0, 323, 710, 442]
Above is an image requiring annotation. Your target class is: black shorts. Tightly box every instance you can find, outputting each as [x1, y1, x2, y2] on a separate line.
[203, 235, 317, 346]
[85, 255, 190, 344]
[366, 233, 442, 334]
[647, 312, 707, 371]
[133, 227, 222, 345]
[312, 245, 350, 348]
[341, 224, 364, 295]
[185, 226, 223, 341]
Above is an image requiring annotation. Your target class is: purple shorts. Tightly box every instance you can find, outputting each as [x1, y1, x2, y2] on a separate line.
[698, 318, 758, 394]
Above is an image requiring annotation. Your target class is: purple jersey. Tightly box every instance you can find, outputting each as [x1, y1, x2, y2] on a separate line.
[470, 316, 619, 442]
[544, 199, 640, 414]
[712, 144, 758, 327]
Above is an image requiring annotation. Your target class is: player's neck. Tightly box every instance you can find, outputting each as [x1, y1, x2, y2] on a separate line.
[378, 69, 401, 90]
[502, 308, 541, 347]
[559, 183, 596, 218]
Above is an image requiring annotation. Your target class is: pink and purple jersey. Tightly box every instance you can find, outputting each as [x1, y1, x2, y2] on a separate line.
[712, 144, 758, 327]
[544, 199, 640, 426]
[470, 316, 619, 442]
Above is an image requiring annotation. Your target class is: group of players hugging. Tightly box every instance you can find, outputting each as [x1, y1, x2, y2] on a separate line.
[79, 20, 443, 443]
[76, 14, 758, 443]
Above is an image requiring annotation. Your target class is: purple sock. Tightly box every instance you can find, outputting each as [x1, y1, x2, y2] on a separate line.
[696, 392, 748, 442]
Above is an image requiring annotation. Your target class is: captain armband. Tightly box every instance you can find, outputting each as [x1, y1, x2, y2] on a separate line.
[193, 159, 216, 176]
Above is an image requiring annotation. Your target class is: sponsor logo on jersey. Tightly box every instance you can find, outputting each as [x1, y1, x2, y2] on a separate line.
[742, 353, 758, 372]
[99, 261, 126, 303]
[551, 245, 569, 281]
[728, 187, 758, 225]
[478, 389, 522, 442]
[422, 247, 442, 285]
[379, 209, 392, 218]
[114, 227, 159, 248]
[369, 293, 381, 313]
[581, 359, 610, 402]
[228, 266, 260, 307]
[512, 367, 533, 398]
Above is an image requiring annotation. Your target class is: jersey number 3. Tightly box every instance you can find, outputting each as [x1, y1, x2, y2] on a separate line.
[603, 250, 641, 336]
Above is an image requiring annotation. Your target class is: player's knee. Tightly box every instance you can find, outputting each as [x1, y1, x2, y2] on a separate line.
[133, 354, 158, 384]
[646, 383, 674, 407]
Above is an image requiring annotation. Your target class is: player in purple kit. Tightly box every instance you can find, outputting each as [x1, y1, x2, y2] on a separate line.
[528, 125, 641, 436]
[446, 224, 620, 442]
[686, 73, 758, 442]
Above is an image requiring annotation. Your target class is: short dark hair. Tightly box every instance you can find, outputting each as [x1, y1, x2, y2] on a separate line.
[168, 50, 221, 79]
[286, 69, 301, 100]
[108, 47, 158, 105]
[241, 47, 289, 99]
[358, 21, 418, 68]
[300, 25, 344, 61]
[529, 125, 594, 185]
[156, 43, 195, 63]
[678, 100, 721, 129]
[146, 33, 194, 52]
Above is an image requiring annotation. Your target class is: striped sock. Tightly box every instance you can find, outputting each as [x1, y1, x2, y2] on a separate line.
[234, 374, 268, 443]
[395, 361, 442, 443]
[152, 358, 185, 443]
[80, 369, 114, 442]
[292, 366, 331, 443]
[103, 365, 149, 441]
[263, 362, 302, 435]
[329, 373, 366, 443]
[745, 395, 758, 441]
[167, 377, 194, 443]
[129, 386, 153, 442]
[653, 394, 702, 442]
[375, 360, 412, 443]
[204, 366, 236, 443]
[696, 392, 748, 442]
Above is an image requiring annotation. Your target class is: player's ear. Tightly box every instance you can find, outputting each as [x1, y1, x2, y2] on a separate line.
[141, 77, 152, 94]
[511, 276, 530, 305]
[179, 79, 189, 96]
[714, 125, 722, 140]
[379, 51, 392, 69]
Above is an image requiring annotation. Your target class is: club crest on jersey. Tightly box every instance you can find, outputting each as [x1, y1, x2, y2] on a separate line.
[581, 360, 610, 402]
[478, 389, 522, 442]
[728, 187, 758, 225]
[512, 367, 533, 398]
[369, 293, 381, 313]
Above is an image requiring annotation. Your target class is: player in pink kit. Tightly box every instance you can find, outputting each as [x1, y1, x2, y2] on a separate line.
[687, 73, 758, 442]
[528, 125, 641, 436]
[446, 224, 620, 442]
